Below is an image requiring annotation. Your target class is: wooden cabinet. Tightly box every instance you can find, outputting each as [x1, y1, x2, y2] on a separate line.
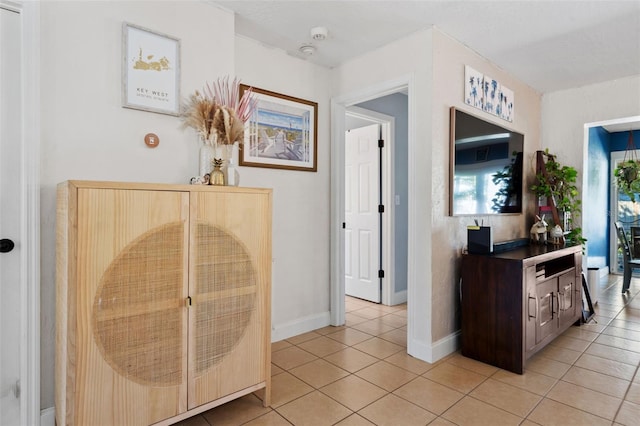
[461, 244, 581, 374]
[56, 181, 272, 425]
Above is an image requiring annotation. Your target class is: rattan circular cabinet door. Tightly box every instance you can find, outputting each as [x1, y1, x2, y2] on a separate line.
[192, 223, 257, 373]
[92, 222, 185, 387]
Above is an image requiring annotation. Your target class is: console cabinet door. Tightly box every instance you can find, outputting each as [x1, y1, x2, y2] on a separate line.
[558, 270, 578, 329]
[188, 190, 271, 409]
[58, 183, 272, 425]
[536, 278, 557, 344]
[58, 187, 190, 426]
[525, 266, 537, 352]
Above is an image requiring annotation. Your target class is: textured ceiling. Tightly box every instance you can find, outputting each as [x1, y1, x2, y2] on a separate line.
[211, 0, 640, 94]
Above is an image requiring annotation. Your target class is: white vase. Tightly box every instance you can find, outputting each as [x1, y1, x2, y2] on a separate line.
[199, 144, 215, 176]
[226, 143, 240, 186]
[217, 143, 240, 186]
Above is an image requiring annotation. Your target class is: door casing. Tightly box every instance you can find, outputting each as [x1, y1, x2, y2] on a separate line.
[0, 1, 41, 423]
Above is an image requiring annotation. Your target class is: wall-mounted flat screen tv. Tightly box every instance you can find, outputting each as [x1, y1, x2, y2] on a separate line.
[449, 107, 524, 216]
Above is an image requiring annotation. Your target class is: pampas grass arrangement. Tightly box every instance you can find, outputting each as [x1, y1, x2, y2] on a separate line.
[182, 77, 257, 147]
[181, 90, 217, 146]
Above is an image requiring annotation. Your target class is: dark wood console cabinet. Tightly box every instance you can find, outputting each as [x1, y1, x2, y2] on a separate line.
[461, 244, 582, 374]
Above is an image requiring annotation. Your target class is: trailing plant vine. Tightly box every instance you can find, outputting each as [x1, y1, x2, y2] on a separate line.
[613, 130, 640, 202]
[614, 160, 640, 202]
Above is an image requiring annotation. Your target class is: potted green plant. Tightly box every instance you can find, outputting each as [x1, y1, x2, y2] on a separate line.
[614, 159, 640, 202]
[530, 149, 586, 246]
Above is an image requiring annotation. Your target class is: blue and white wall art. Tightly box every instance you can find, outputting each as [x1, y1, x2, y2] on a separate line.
[464, 65, 514, 122]
[464, 65, 484, 109]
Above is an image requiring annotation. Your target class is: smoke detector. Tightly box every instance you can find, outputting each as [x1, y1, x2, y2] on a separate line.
[299, 44, 316, 56]
[310, 26, 328, 41]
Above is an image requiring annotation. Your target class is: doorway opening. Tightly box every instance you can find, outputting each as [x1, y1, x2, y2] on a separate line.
[583, 116, 640, 278]
[330, 76, 413, 351]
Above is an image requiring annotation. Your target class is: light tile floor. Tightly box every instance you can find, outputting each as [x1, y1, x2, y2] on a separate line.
[178, 274, 640, 425]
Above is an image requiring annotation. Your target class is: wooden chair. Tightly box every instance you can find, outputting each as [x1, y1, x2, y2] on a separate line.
[614, 221, 640, 293]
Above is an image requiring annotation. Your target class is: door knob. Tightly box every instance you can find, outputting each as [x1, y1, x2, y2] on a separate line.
[0, 239, 15, 253]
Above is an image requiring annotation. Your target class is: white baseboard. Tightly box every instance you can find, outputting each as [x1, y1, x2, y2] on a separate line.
[407, 330, 460, 363]
[41, 406, 55, 426]
[406, 336, 434, 362]
[391, 290, 407, 305]
[432, 330, 460, 361]
[271, 311, 331, 342]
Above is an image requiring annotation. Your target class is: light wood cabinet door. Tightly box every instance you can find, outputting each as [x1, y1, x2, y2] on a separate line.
[58, 187, 190, 426]
[58, 182, 272, 425]
[188, 190, 272, 409]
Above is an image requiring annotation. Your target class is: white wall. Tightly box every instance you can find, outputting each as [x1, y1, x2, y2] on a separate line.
[542, 75, 640, 196]
[542, 75, 640, 171]
[234, 36, 333, 340]
[542, 75, 640, 266]
[39, 0, 331, 412]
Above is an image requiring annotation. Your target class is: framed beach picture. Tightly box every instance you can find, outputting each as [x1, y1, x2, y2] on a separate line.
[122, 23, 180, 116]
[239, 85, 318, 172]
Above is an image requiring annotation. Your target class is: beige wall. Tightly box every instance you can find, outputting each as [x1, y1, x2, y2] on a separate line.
[431, 30, 542, 341]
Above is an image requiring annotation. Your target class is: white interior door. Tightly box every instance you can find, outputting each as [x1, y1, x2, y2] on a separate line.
[345, 124, 381, 302]
[0, 6, 23, 425]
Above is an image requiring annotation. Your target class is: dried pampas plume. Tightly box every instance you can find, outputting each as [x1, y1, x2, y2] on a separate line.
[180, 90, 217, 146]
[213, 106, 245, 145]
[182, 77, 257, 147]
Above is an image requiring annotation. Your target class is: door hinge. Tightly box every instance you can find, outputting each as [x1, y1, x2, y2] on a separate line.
[342, 222, 346, 229]
[186, 296, 192, 307]
[378, 204, 384, 213]
[378, 139, 384, 148]
[378, 270, 385, 278]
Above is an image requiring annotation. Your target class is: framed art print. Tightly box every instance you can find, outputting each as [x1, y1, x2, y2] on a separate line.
[239, 85, 318, 172]
[122, 23, 180, 116]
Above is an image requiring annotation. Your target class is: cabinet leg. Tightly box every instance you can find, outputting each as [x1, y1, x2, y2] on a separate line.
[255, 385, 271, 407]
